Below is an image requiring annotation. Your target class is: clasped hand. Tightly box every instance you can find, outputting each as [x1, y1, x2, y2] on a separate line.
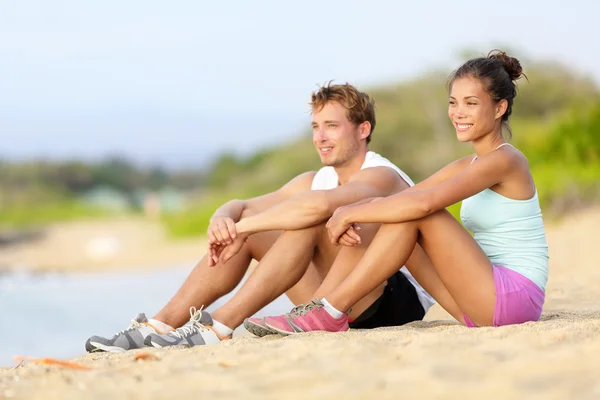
[206, 216, 247, 266]
[326, 206, 362, 247]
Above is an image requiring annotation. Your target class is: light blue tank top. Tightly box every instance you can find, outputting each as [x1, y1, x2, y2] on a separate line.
[460, 145, 549, 291]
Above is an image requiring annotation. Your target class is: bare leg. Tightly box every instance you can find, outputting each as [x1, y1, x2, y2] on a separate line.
[153, 225, 325, 328]
[153, 228, 281, 327]
[212, 223, 339, 328]
[319, 234, 464, 322]
[313, 223, 387, 320]
[325, 209, 496, 326]
[245, 230, 323, 305]
[285, 264, 323, 305]
[403, 243, 464, 322]
[153, 242, 253, 328]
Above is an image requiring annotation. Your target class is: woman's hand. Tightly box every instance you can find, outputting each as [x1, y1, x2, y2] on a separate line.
[337, 223, 362, 247]
[326, 206, 359, 245]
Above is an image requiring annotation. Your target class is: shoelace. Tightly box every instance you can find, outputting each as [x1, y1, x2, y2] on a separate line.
[170, 306, 209, 339]
[118, 318, 143, 335]
[287, 299, 323, 318]
[287, 304, 308, 317]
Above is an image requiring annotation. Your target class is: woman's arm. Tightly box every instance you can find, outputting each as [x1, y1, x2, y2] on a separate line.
[340, 149, 519, 225]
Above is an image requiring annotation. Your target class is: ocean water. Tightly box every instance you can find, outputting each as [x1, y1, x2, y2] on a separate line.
[0, 265, 294, 367]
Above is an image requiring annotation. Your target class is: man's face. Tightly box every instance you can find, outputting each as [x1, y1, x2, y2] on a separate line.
[311, 101, 364, 167]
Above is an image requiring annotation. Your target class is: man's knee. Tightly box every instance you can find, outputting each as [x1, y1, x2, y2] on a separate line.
[246, 230, 282, 261]
[245, 223, 326, 262]
[283, 222, 326, 240]
[355, 223, 382, 247]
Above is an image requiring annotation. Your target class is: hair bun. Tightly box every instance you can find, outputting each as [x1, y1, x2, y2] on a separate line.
[488, 50, 524, 81]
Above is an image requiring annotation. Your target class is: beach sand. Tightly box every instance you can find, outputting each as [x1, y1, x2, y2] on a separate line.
[0, 217, 206, 273]
[1, 208, 599, 399]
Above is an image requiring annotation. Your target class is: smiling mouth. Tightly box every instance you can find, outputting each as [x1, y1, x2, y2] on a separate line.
[455, 123, 473, 131]
[319, 147, 333, 154]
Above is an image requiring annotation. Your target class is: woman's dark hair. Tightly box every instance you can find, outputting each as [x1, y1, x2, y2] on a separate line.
[448, 50, 527, 138]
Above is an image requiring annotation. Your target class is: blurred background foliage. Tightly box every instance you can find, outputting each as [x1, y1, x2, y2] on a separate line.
[2, 53, 599, 237]
[163, 57, 600, 236]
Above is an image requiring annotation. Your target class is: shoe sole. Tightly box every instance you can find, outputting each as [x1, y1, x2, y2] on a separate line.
[148, 340, 189, 349]
[243, 319, 277, 337]
[88, 342, 128, 353]
[263, 321, 297, 336]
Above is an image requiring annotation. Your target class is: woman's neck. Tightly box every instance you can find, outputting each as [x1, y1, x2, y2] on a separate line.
[472, 130, 505, 157]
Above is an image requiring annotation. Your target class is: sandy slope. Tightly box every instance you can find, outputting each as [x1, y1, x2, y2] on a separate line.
[1, 207, 599, 399]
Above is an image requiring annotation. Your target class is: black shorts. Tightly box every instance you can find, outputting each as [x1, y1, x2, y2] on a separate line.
[349, 270, 425, 329]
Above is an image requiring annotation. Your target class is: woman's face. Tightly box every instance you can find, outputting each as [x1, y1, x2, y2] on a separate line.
[448, 76, 506, 143]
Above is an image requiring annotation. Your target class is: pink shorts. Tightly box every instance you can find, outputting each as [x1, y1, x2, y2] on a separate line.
[463, 265, 545, 328]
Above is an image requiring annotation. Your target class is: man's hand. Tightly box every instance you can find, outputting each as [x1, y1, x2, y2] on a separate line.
[208, 234, 249, 267]
[219, 234, 248, 265]
[207, 216, 237, 246]
[207, 242, 224, 267]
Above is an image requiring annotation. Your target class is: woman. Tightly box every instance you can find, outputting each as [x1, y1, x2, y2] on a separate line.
[263, 50, 549, 332]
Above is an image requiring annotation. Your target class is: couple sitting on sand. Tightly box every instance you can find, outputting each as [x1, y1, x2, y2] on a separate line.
[86, 50, 549, 353]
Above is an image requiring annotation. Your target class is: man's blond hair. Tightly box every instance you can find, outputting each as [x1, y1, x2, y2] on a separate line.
[310, 82, 376, 143]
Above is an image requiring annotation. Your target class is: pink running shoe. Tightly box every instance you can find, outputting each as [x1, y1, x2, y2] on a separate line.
[243, 317, 276, 337]
[264, 299, 349, 335]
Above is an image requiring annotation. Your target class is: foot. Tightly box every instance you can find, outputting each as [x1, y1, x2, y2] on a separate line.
[243, 317, 277, 337]
[85, 313, 158, 353]
[243, 304, 312, 337]
[264, 299, 349, 335]
[145, 307, 230, 348]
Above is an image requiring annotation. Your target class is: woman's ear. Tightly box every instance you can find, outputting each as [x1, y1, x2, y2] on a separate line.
[496, 99, 508, 120]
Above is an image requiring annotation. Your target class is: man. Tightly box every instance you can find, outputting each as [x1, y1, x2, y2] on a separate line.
[86, 83, 434, 352]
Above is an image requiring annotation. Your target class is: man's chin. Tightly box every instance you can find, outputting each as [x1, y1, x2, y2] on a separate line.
[317, 150, 344, 167]
[319, 156, 336, 167]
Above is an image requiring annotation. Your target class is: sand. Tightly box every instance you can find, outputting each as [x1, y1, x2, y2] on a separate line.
[1, 207, 600, 399]
[0, 217, 206, 273]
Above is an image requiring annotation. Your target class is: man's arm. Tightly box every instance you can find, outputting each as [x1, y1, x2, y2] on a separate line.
[207, 171, 316, 244]
[206, 171, 316, 266]
[235, 166, 405, 236]
[239, 172, 317, 217]
[210, 200, 246, 223]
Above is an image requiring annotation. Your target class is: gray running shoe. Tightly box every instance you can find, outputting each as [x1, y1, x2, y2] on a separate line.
[243, 317, 277, 337]
[145, 307, 227, 348]
[85, 313, 157, 353]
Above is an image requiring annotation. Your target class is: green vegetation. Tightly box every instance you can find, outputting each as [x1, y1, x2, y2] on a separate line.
[164, 55, 600, 237]
[0, 199, 106, 227]
[3, 52, 599, 236]
[0, 157, 204, 229]
[522, 102, 600, 214]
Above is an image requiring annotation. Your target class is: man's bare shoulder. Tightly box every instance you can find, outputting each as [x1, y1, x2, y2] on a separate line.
[241, 171, 317, 215]
[349, 166, 405, 184]
[293, 170, 318, 186]
[280, 171, 317, 193]
[344, 166, 408, 195]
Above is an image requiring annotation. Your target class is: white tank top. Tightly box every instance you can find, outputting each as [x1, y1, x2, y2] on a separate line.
[312, 151, 436, 312]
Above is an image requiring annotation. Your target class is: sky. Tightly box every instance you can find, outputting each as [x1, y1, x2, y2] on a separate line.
[1, 0, 598, 169]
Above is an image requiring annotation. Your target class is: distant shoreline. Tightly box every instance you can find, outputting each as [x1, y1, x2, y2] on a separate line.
[0, 216, 205, 274]
[1, 205, 599, 275]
